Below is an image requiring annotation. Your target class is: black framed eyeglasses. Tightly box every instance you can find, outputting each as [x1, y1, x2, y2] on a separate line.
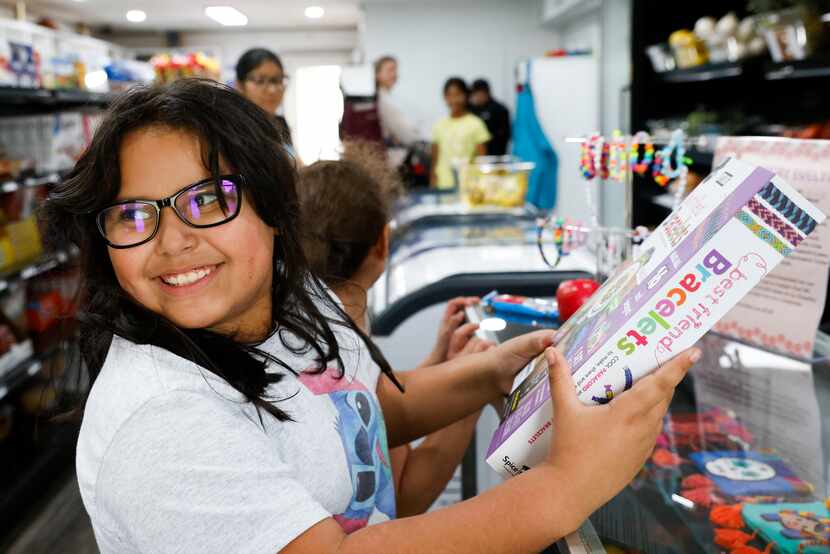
[96, 174, 244, 249]
[247, 75, 289, 89]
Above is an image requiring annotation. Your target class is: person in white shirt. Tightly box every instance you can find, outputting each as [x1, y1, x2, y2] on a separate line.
[374, 55, 423, 147]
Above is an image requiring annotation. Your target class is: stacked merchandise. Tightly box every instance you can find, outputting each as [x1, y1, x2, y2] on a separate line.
[0, 110, 101, 174]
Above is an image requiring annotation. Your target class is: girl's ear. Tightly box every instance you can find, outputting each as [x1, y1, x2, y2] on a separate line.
[378, 223, 390, 261]
[369, 223, 390, 263]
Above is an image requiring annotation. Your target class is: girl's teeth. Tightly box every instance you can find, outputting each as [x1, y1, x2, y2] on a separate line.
[162, 266, 212, 286]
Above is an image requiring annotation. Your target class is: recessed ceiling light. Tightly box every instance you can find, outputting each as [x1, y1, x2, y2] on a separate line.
[125, 10, 146, 23]
[205, 6, 248, 26]
[304, 6, 325, 19]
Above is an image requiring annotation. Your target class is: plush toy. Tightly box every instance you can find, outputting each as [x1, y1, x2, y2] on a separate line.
[711, 504, 746, 529]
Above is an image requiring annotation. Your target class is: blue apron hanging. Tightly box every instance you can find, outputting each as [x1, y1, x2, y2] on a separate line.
[512, 61, 558, 210]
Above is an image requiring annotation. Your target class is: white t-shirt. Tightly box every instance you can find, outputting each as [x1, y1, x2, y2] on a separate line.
[76, 291, 396, 553]
[377, 88, 423, 146]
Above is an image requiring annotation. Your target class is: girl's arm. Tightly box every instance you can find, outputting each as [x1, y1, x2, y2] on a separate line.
[282, 347, 697, 553]
[475, 143, 487, 156]
[397, 336, 491, 516]
[394, 409, 480, 517]
[378, 330, 553, 447]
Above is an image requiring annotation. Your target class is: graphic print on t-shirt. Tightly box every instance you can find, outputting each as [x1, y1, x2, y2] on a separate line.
[299, 369, 395, 532]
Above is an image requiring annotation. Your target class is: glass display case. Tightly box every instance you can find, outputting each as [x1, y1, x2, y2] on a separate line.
[468, 303, 830, 554]
[371, 191, 595, 336]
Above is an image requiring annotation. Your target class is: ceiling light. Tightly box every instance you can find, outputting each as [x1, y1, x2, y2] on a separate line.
[205, 6, 248, 26]
[304, 6, 325, 19]
[125, 9, 146, 23]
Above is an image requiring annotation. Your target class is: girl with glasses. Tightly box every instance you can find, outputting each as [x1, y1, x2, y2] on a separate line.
[236, 48, 293, 149]
[44, 78, 697, 553]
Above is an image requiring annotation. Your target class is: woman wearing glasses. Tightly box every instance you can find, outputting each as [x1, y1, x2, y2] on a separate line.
[236, 48, 293, 148]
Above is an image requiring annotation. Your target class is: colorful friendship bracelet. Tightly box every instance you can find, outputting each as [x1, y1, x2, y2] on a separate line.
[629, 131, 654, 176]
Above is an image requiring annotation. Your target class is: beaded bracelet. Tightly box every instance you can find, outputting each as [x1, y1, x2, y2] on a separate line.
[629, 131, 654, 176]
[598, 138, 610, 180]
[654, 129, 691, 187]
[580, 134, 600, 180]
[608, 130, 628, 182]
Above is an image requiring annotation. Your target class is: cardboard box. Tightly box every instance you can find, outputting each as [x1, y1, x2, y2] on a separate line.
[486, 158, 826, 478]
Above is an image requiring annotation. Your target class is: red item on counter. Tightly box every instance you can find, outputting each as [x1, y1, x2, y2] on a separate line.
[730, 544, 772, 554]
[714, 529, 757, 549]
[682, 474, 715, 491]
[711, 504, 745, 529]
[651, 447, 686, 468]
[555, 278, 599, 322]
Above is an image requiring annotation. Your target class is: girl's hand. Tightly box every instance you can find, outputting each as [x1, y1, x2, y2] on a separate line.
[423, 297, 480, 366]
[542, 346, 698, 514]
[446, 323, 495, 360]
[486, 330, 557, 396]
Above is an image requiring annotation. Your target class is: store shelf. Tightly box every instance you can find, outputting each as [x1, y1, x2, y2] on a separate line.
[657, 61, 747, 83]
[0, 248, 76, 294]
[765, 58, 830, 80]
[0, 86, 115, 106]
[0, 358, 42, 402]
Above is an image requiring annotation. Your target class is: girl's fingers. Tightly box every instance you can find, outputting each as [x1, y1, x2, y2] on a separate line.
[613, 349, 697, 417]
[546, 348, 581, 414]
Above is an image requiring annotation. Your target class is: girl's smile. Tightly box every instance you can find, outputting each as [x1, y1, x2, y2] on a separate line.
[157, 263, 222, 294]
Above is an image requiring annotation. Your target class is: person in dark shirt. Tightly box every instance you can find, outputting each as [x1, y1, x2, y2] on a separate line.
[469, 79, 511, 156]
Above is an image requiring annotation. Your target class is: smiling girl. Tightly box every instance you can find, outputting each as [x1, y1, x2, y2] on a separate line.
[44, 79, 696, 553]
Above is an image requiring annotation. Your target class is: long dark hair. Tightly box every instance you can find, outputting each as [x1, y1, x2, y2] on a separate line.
[235, 48, 283, 82]
[43, 79, 401, 423]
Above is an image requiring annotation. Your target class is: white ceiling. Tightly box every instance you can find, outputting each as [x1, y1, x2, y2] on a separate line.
[13, 0, 402, 30]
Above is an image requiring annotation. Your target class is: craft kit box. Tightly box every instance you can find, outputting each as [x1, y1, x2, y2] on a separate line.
[486, 158, 826, 478]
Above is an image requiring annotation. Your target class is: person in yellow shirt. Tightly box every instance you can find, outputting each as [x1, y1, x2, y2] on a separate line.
[430, 77, 491, 189]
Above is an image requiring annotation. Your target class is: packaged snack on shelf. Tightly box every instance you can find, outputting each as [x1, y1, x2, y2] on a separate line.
[486, 158, 826, 478]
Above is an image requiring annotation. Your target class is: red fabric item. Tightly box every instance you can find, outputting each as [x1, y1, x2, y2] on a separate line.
[651, 448, 685, 468]
[682, 474, 714, 490]
[714, 529, 757, 549]
[730, 543, 772, 554]
[711, 504, 745, 529]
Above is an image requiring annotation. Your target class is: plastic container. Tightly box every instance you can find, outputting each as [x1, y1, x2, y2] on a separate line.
[646, 44, 676, 72]
[759, 7, 824, 62]
[458, 159, 535, 208]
